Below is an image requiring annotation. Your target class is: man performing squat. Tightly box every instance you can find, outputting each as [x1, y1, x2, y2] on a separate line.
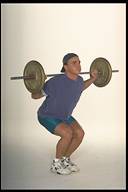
[32, 53, 98, 175]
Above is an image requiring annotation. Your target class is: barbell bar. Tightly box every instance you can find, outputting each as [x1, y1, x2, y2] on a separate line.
[10, 58, 119, 93]
[10, 75, 35, 80]
[10, 70, 119, 80]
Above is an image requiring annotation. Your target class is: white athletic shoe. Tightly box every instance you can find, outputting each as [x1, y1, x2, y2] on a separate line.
[61, 157, 80, 172]
[50, 159, 72, 175]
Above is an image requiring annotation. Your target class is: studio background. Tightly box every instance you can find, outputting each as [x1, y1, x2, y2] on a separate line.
[1, 3, 126, 189]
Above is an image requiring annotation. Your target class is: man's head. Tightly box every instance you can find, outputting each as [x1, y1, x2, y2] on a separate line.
[61, 53, 81, 74]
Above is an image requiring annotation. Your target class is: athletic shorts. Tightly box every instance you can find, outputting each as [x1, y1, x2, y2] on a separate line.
[38, 115, 76, 134]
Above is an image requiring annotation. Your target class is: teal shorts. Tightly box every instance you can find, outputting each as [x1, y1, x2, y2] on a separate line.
[38, 115, 76, 134]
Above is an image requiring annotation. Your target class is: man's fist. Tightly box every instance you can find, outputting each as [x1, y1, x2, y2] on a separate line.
[31, 91, 43, 99]
[90, 69, 98, 80]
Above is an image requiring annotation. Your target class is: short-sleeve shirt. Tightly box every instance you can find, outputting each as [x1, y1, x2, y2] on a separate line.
[37, 74, 84, 121]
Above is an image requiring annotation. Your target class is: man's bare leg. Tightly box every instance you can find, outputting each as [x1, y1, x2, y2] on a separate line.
[54, 123, 73, 159]
[64, 121, 85, 157]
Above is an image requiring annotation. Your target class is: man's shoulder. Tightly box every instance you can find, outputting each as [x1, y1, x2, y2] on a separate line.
[78, 75, 84, 82]
[45, 74, 64, 84]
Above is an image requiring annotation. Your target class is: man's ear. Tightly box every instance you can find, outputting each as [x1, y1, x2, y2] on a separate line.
[64, 64, 68, 71]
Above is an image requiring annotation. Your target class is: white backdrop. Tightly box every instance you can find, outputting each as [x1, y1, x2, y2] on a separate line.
[1, 3, 126, 189]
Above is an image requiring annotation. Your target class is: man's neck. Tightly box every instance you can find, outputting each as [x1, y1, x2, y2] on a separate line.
[65, 72, 78, 80]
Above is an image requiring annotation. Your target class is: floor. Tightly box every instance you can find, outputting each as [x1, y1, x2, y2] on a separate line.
[1, 121, 126, 189]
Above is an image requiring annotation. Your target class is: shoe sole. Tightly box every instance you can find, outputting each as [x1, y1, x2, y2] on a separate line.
[50, 168, 72, 175]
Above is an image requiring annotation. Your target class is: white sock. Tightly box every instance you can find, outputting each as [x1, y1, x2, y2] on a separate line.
[62, 156, 66, 159]
[53, 158, 60, 162]
[62, 156, 69, 160]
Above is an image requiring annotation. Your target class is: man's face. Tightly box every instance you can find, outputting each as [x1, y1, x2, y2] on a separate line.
[64, 56, 81, 75]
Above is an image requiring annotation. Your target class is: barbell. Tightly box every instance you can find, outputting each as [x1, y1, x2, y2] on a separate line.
[10, 57, 119, 93]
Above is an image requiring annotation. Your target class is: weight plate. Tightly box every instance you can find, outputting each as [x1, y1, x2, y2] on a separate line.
[90, 57, 112, 87]
[23, 60, 46, 93]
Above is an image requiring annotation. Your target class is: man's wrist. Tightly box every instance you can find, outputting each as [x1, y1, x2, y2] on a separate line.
[90, 76, 97, 82]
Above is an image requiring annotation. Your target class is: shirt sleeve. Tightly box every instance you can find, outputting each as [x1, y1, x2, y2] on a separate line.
[40, 89, 47, 97]
[79, 76, 85, 92]
[42, 78, 55, 96]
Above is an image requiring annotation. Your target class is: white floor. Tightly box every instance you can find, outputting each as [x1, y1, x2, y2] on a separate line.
[1, 122, 126, 190]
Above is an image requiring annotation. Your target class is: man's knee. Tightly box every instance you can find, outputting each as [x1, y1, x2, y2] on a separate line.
[54, 124, 73, 140]
[75, 128, 85, 140]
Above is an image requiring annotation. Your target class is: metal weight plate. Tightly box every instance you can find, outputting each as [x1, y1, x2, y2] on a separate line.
[90, 57, 112, 87]
[23, 60, 46, 93]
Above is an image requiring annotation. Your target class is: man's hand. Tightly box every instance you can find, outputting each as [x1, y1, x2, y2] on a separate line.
[90, 69, 98, 81]
[83, 69, 99, 90]
[31, 91, 43, 99]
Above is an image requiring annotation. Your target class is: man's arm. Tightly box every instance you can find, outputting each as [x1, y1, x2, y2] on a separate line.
[83, 70, 98, 91]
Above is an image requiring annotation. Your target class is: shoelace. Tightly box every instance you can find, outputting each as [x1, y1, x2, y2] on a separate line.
[66, 158, 74, 166]
[53, 160, 63, 169]
[53, 160, 69, 170]
[61, 157, 74, 168]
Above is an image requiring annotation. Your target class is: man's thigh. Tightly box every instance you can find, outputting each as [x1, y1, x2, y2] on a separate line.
[70, 119, 84, 136]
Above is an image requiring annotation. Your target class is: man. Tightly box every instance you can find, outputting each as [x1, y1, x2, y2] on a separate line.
[32, 53, 98, 175]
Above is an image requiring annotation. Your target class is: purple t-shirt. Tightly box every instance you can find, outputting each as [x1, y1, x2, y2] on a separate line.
[37, 74, 84, 121]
